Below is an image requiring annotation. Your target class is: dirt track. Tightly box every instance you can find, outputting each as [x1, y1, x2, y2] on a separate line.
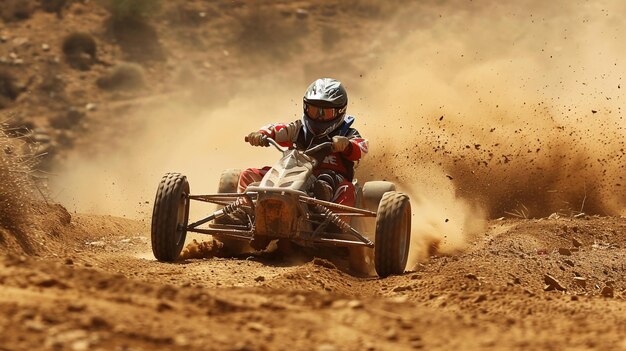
[1, 213, 624, 351]
[1, 1, 626, 350]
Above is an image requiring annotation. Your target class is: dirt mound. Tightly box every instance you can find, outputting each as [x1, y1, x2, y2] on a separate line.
[179, 238, 222, 259]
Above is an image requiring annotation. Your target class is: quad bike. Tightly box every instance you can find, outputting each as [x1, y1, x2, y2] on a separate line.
[150, 136, 411, 277]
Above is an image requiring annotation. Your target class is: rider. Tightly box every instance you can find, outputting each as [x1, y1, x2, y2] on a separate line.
[240, 78, 368, 207]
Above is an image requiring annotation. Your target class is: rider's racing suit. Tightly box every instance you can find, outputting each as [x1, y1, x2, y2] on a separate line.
[238, 116, 369, 207]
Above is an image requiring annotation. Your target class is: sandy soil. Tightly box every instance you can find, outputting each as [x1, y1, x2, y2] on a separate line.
[0, 212, 624, 351]
[1, 1, 625, 350]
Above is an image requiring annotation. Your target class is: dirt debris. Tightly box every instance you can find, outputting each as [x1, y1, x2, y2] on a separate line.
[180, 238, 223, 260]
[0, 1, 625, 350]
[0, 216, 625, 350]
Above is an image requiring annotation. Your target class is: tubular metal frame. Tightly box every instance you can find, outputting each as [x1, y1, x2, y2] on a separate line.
[185, 193, 376, 248]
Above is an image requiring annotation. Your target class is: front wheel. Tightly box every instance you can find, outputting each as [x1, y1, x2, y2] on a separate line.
[151, 173, 190, 262]
[374, 192, 411, 277]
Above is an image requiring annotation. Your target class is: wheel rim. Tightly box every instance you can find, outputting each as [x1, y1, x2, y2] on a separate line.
[175, 192, 188, 245]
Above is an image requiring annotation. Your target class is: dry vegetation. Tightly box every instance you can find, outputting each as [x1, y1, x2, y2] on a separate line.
[0, 125, 35, 231]
[233, 4, 309, 60]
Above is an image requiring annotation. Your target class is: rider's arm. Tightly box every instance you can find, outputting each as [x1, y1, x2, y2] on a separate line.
[342, 129, 369, 161]
[259, 120, 301, 147]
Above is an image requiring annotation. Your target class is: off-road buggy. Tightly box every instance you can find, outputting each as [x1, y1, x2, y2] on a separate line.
[150, 136, 411, 277]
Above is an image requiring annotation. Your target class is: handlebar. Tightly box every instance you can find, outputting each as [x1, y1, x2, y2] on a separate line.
[244, 135, 333, 162]
[244, 135, 334, 162]
[244, 135, 287, 153]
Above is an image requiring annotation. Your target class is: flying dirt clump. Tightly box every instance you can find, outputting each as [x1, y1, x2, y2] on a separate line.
[179, 238, 223, 260]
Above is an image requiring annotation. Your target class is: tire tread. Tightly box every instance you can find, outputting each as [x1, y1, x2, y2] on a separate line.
[374, 191, 411, 277]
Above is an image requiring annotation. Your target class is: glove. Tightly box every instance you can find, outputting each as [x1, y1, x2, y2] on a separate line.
[247, 132, 269, 147]
[331, 136, 350, 153]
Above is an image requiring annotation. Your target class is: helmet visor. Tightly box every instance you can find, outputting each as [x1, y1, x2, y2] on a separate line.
[305, 102, 340, 121]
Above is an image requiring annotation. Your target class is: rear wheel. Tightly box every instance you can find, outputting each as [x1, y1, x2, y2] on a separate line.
[374, 191, 411, 277]
[349, 181, 397, 275]
[215, 169, 249, 255]
[362, 181, 396, 211]
[151, 173, 189, 262]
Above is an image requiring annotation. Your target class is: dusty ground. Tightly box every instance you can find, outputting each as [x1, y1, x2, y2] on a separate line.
[0, 212, 624, 351]
[1, 1, 626, 350]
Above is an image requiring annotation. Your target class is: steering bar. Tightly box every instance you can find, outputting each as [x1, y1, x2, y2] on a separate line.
[244, 135, 287, 153]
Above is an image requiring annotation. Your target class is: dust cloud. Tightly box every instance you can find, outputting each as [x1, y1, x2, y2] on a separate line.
[51, 78, 305, 220]
[355, 0, 625, 262]
[52, 0, 624, 265]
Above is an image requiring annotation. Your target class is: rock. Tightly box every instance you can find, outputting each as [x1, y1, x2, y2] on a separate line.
[564, 259, 575, 267]
[64, 258, 74, 265]
[601, 286, 614, 298]
[573, 277, 586, 288]
[295, 8, 309, 19]
[347, 300, 363, 309]
[558, 248, 572, 256]
[385, 328, 398, 341]
[464, 273, 478, 280]
[392, 285, 413, 292]
[544, 274, 566, 291]
[42, 43, 50, 51]
[86, 241, 105, 247]
[36, 277, 66, 289]
[156, 302, 173, 312]
[389, 295, 409, 304]
[246, 322, 268, 333]
[572, 238, 583, 247]
[24, 319, 46, 332]
[12, 37, 29, 46]
[330, 300, 347, 308]
[254, 275, 265, 282]
[474, 294, 487, 303]
[85, 103, 97, 111]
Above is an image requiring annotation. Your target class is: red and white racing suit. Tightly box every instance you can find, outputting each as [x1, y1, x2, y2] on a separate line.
[238, 116, 368, 207]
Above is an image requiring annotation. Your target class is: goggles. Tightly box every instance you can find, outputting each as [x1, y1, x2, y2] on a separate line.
[304, 102, 345, 121]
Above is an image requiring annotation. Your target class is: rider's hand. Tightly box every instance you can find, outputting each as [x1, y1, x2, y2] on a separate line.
[332, 136, 350, 153]
[247, 132, 269, 147]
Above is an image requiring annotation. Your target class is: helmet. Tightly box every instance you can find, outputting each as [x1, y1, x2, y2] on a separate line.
[302, 78, 348, 137]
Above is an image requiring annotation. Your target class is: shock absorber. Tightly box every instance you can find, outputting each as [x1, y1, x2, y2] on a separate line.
[222, 197, 246, 215]
[311, 203, 374, 247]
[313, 203, 351, 233]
